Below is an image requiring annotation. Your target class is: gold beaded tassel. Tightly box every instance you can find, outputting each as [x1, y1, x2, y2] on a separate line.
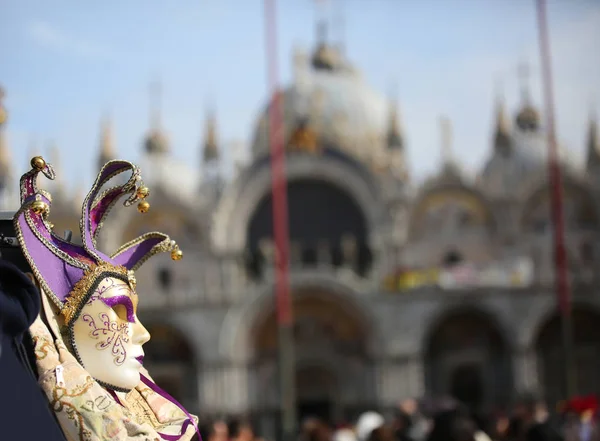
[27, 156, 52, 218]
[136, 186, 150, 214]
[171, 246, 183, 261]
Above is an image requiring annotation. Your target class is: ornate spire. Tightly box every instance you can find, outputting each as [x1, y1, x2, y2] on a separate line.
[48, 141, 65, 195]
[98, 114, 116, 170]
[437, 116, 462, 179]
[202, 109, 219, 163]
[0, 128, 8, 176]
[0, 87, 6, 126]
[386, 92, 403, 150]
[144, 81, 169, 154]
[440, 116, 453, 165]
[515, 62, 540, 131]
[333, 0, 346, 56]
[0, 86, 11, 198]
[518, 62, 531, 104]
[493, 82, 511, 154]
[311, 20, 339, 71]
[586, 108, 599, 169]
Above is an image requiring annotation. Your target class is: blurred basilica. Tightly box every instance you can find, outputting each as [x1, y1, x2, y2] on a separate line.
[1, 24, 600, 439]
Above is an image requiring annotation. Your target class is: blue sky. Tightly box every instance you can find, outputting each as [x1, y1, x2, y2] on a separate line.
[1, 0, 599, 189]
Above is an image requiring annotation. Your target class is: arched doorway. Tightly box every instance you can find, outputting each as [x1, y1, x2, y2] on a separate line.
[296, 365, 338, 424]
[143, 323, 199, 413]
[252, 289, 372, 425]
[424, 308, 512, 410]
[246, 179, 371, 279]
[535, 306, 600, 405]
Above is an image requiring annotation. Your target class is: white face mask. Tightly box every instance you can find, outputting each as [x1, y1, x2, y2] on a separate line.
[69, 276, 150, 391]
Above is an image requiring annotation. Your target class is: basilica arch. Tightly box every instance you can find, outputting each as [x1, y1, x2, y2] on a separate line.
[406, 185, 497, 268]
[252, 289, 372, 422]
[211, 151, 383, 255]
[408, 185, 497, 241]
[534, 304, 600, 405]
[423, 305, 513, 410]
[246, 177, 370, 277]
[218, 273, 382, 422]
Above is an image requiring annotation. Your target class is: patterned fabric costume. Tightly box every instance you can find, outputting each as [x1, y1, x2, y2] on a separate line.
[14, 157, 199, 441]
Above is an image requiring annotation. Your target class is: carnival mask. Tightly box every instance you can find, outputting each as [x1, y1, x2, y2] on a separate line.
[68, 271, 150, 390]
[14, 156, 182, 392]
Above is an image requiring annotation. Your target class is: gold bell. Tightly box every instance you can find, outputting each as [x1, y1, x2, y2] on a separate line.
[137, 200, 150, 213]
[30, 156, 46, 171]
[171, 248, 183, 261]
[30, 200, 49, 215]
[136, 186, 150, 198]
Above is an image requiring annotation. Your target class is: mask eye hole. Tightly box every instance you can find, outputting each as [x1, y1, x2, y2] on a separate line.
[112, 304, 129, 322]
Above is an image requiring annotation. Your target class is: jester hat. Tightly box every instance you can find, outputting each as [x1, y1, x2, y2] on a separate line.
[13, 156, 183, 326]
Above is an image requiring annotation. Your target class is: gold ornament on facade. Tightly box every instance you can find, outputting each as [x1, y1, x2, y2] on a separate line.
[31, 156, 47, 171]
[288, 122, 320, 154]
[137, 200, 150, 213]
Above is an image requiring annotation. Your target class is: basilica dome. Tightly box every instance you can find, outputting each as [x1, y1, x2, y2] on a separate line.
[251, 48, 389, 163]
[480, 108, 578, 198]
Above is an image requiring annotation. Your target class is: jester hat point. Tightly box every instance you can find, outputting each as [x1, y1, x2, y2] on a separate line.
[13, 156, 183, 325]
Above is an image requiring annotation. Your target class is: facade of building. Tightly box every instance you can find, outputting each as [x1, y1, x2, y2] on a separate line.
[1, 35, 600, 438]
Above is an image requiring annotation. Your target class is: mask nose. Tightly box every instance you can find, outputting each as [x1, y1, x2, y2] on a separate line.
[132, 319, 151, 346]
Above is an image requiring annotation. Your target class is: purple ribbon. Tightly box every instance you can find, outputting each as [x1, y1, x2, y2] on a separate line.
[108, 375, 201, 441]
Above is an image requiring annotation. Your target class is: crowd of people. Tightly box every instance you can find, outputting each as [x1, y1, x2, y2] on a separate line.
[199, 395, 598, 441]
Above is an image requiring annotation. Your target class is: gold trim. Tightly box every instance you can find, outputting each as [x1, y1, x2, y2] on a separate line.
[90, 174, 147, 246]
[110, 232, 178, 271]
[79, 161, 141, 261]
[19, 160, 56, 203]
[13, 204, 90, 310]
[61, 262, 134, 326]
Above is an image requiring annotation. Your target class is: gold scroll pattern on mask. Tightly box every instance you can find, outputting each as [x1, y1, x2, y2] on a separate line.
[29, 316, 196, 441]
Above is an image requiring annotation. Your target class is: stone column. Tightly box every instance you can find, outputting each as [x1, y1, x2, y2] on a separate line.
[375, 356, 425, 406]
[230, 255, 248, 302]
[290, 241, 302, 268]
[317, 239, 331, 268]
[200, 363, 251, 414]
[368, 233, 385, 281]
[259, 238, 275, 271]
[405, 356, 426, 398]
[513, 347, 539, 394]
[341, 234, 357, 270]
[200, 364, 224, 413]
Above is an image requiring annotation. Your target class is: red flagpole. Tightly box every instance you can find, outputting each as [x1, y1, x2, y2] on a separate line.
[535, 0, 576, 398]
[264, 0, 297, 438]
